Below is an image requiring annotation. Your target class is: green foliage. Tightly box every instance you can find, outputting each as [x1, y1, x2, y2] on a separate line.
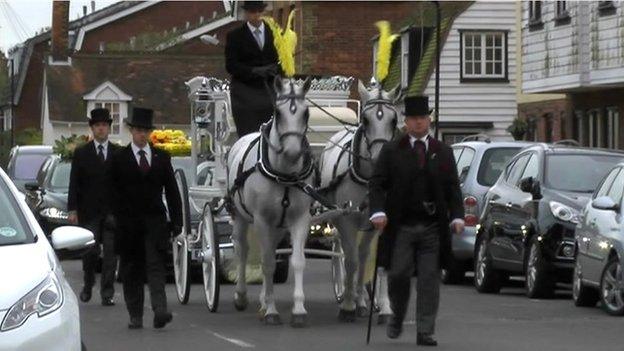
[14, 128, 43, 146]
[52, 134, 89, 160]
[507, 118, 528, 140]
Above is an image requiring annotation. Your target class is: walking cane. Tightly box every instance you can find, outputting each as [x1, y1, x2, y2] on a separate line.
[366, 234, 380, 345]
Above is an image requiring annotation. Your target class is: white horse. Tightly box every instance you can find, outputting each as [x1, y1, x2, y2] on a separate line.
[318, 80, 400, 324]
[227, 77, 314, 327]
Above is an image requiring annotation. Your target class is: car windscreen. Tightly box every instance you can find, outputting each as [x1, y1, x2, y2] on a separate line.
[0, 177, 34, 246]
[49, 162, 71, 192]
[545, 154, 624, 193]
[13, 154, 49, 181]
[477, 147, 522, 186]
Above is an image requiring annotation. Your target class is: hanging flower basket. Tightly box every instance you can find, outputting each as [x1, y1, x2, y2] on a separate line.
[507, 118, 528, 141]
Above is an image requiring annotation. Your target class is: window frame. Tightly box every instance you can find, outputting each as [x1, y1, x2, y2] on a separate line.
[595, 167, 621, 199]
[518, 152, 541, 185]
[506, 153, 532, 186]
[459, 30, 509, 83]
[598, 1, 616, 16]
[528, 1, 544, 31]
[555, 1, 571, 26]
[93, 101, 122, 137]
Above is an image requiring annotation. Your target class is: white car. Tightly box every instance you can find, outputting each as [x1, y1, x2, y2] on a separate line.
[0, 168, 94, 351]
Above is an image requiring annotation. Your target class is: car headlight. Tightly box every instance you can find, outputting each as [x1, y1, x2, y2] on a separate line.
[549, 201, 580, 224]
[39, 207, 69, 221]
[1, 272, 64, 332]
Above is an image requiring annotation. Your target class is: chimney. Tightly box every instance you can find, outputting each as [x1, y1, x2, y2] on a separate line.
[83, 5, 87, 16]
[51, 0, 70, 62]
[91, 1, 96, 13]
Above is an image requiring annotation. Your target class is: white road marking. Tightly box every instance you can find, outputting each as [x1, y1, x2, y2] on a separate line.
[210, 331, 255, 348]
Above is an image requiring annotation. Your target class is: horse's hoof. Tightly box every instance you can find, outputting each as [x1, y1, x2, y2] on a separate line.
[377, 314, 391, 325]
[263, 314, 282, 326]
[257, 308, 266, 321]
[356, 306, 369, 318]
[338, 309, 356, 323]
[290, 314, 307, 328]
[234, 292, 248, 311]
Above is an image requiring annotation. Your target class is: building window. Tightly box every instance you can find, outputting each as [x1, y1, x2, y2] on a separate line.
[460, 31, 508, 81]
[94, 102, 121, 136]
[598, 1, 616, 16]
[529, 1, 543, 29]
[555, 1, 571, 25]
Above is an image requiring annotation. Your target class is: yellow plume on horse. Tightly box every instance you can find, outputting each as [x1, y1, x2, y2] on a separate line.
[263, 9, 297, 77]
[374, 20, 398, 83]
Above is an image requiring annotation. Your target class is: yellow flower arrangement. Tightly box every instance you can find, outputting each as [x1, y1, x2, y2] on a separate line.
[151, 129, 191, 156]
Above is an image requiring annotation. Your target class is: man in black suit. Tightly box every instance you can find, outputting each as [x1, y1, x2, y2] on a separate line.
[110, 108, 182, 330]
[68, 108, 120, 306]
[369, 96, 464, 346]
[225, 0, 280, 137]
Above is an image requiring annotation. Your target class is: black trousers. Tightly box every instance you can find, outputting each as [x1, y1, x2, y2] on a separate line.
[387, 223, 440, 334]
[82, 215, 117, 299]
[231, 80, 274, 137]
[119, 217, 168, 318]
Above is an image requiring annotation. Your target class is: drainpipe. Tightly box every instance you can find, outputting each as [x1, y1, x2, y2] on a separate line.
[432, 1, 441, 140]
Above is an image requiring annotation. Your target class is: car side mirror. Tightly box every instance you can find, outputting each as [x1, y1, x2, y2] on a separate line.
[24, 182, 40, 191]
[592, 196, 619, 212]
[51, 226, 95, 250]
[520, 177, 542, 199]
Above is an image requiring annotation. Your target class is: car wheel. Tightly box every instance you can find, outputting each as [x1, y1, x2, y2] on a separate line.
[572, 259, 599, 307]
[474, 236, 502, 293]
[442, 257, 466, 285]
[600, 256, 624, 316]
[525, 237, 555, 299]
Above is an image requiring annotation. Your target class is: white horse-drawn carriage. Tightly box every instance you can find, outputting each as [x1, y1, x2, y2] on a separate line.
[171, 74, 397, 326]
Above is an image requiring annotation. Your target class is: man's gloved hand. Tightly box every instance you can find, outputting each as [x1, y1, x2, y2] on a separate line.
[265, 64, 279, 77]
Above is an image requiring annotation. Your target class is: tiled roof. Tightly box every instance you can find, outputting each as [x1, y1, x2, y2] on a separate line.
[46, 53, 227, 124]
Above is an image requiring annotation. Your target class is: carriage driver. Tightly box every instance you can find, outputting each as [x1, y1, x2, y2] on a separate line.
[225, 0, 281, 137]
[369, 96, 465, 346]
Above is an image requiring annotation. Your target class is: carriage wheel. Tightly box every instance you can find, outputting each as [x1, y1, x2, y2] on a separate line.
[173, 169, 191, 304]
[331, 238, 346, 303]
[200, 204, 220, 312]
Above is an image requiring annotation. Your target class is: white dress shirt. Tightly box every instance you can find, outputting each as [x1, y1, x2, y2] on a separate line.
[247, 21, 265, 49]
[94, 140, 109, 161]
[130, 143, 152, 166]
[369, 134, 465, 230]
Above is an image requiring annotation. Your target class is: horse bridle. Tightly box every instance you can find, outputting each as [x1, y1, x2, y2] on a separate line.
[359, 98, 399, 156]
[263, 81, 310, 155]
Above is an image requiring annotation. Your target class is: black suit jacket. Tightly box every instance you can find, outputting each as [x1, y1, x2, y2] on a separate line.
[68, 141, 120, 225]
[225, 21, 279, 86]
[110, 144, 182, 255]
[369, 134, 464, 270]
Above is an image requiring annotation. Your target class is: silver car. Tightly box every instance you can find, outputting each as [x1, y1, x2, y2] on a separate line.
[573, 162, 624, 315]
[443, 139, 534, 284]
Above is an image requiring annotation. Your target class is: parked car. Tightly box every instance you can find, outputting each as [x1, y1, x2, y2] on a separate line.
[444, 138, 534, 284]
[24, 155, 71, 237]
[573, 162, 624, 315]
[0, 165, 93, 351]
[5, 145, 53, 193]
[474, 143, 624, 298]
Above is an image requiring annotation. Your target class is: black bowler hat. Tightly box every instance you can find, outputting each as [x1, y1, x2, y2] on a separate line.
[126, 107, 155, 129]
[89, 108, 112, 126]
[403, 95, 433, 117]
[242, 1, 267, 11]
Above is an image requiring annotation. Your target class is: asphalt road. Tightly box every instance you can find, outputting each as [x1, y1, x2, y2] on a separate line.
[62, 259, 624, 351]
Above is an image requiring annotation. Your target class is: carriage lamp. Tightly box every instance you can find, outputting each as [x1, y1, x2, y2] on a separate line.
[40, 207, 69, 222]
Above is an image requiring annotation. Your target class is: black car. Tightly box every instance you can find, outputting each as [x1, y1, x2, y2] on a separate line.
[24, 155, 71, 237]
[474, 143, 624, 298]
[6, 145, 53, 192]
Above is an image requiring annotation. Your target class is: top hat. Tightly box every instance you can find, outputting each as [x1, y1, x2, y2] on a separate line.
[403, 95, 433, 117]
[89, 108, 112, 126]
[126, 107, 155, 129]
[242, 1, 267, 11]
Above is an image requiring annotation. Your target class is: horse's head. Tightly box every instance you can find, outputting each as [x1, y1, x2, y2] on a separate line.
[358, 79, 400, 162]
[271, 76, 312, 163]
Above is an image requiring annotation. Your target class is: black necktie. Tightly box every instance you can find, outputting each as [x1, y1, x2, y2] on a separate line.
[97, 144, 105, 162]
[138, 150, 150, 174]
[414, 140, 426, 168]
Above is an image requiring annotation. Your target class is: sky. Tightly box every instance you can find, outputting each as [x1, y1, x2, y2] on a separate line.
[0, 0, 119, 53]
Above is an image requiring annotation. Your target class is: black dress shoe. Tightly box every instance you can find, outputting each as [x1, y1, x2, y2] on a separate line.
[153, 311, 173, 329]
[417, 333, 438, 346]
[386, 317, 403, 339]
[79, 289, 92, 303]
[101, 297, 115, 306]
[128, 317, 143, 329]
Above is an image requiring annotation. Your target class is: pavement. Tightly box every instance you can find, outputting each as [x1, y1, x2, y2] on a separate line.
[63, 259, 623, 351]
